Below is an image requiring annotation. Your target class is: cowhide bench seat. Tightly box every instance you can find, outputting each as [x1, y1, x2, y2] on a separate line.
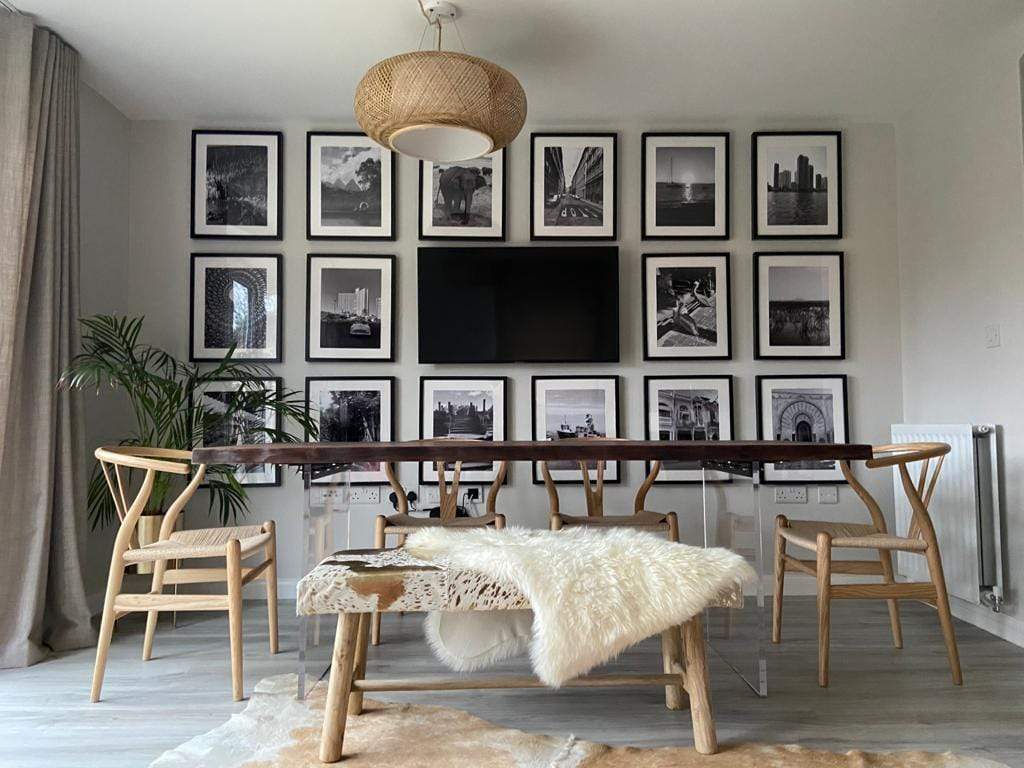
[298, 547, 722, 763]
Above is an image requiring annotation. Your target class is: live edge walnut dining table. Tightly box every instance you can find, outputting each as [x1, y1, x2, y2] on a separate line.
[192, 439, 870, 699]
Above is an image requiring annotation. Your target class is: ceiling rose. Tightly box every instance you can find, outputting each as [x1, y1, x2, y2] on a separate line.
[354, 1, 527, 163]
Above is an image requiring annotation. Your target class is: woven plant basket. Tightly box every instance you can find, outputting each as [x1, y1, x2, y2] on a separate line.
[355, 50, 526, 159]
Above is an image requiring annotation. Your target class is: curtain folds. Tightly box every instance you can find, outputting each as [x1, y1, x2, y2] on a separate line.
[0, 13, 94, 667]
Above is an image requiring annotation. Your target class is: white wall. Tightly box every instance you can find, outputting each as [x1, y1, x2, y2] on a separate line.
[79, 84, 132, 599]
[112, 118, 902, 595]
[896, 19, 1024, 642]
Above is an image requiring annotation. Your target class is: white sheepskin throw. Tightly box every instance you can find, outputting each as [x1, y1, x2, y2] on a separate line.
[405, 526, 755, 688]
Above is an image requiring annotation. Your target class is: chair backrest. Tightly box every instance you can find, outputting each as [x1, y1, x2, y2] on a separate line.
[95, 446, 206, 562]
[384, 459, 509, 523]
[840, 442, 950, 548]
[539, 448, 661, 519]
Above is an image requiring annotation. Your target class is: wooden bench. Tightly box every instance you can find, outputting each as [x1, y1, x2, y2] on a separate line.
[298, 547, 723, 763]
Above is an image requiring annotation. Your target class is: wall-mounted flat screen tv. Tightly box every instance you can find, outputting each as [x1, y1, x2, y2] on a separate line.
[418, 246, 619, 364]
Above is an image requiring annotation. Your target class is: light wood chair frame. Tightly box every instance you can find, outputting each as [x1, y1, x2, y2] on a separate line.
[771, 442, 962, 687]
[90, 446, 279, 703]
[540, 458, 679, 542]
[370, 459, 509, 645]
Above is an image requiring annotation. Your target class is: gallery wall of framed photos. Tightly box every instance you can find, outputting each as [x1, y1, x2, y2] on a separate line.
[149, 117, 902, 570]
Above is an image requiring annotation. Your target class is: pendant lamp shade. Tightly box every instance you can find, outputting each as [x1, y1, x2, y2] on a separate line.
[354, 50, 527, 162]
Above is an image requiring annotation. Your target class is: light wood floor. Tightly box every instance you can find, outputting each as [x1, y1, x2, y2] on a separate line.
[1, 598, 1022, 767]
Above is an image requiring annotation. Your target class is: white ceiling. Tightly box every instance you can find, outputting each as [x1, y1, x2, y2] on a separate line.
[15, 0, 1024, 123]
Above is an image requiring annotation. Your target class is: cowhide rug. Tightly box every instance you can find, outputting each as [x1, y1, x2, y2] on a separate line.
[151, 675, 1006, 768]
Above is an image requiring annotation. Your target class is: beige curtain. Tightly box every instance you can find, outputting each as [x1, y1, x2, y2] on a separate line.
[0, 13, 94, 667]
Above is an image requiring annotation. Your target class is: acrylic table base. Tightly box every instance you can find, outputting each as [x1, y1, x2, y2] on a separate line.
[701, 460, 768, 697]
[298, 464, 351, 699]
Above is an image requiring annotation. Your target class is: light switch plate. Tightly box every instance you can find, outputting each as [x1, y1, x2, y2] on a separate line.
[774, 487, 807, 504]
[818, 486, 839, 504]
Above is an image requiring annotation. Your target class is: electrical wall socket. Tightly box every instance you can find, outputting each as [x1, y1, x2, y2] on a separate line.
[419, 485, 441, 506]
[774, 486, 807, 504]
[818, 486, 839, 504]
[349, 486, 380, 505]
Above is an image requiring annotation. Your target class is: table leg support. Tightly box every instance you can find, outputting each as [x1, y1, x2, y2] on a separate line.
[682, 614, 718, 755]
[661, 627, 687, 710]
[319, 613, 360, 763]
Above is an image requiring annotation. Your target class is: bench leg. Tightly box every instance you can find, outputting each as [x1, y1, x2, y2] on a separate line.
[682, 614, 717, 755]
[348, 613, 371, 715]
[660, 627, 686, 710]
[319, 613, 360, 763]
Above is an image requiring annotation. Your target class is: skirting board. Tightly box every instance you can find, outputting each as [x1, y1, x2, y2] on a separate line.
[88, 578, 1024, 651]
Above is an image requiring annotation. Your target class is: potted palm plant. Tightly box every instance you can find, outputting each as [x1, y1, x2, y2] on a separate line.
[59, 315, 316, 544]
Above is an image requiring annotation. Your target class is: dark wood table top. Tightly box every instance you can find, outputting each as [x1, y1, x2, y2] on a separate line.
[193, 439, 872, 466]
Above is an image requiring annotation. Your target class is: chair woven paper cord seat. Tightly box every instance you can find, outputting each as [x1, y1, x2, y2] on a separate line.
[297, 526, 753, 687]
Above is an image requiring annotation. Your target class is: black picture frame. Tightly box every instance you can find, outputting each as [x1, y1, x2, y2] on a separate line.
[305, 375, 396, 484]
[530, 132, 618, 241]
[751, 130, 842, 239]
[418, 376, 509, 485]
[641, 252, 732, 360]
[643, 374, 735, 484]
[641, 132, 730, 240]
[305, 254, 396, 362]
[531, 374, 621, 484]
[189, 253, 283, 362]
[418, 149, 507, 241]
[306, 131, 396, 241]
[753, 251, 846, 360]
[755, 373, 850, 484]
[190, 130, 283, 240]
[193, 376, 283, 488]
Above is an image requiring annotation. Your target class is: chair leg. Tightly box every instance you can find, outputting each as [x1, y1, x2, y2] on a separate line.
[371, 517, 386, 646]
[264, 521, 279, 654]
[319, 613, 361, 763]
[142, 558, 169, 661]
[924, 544, 963, 685]
[816, 533, 832, 688]
[878, 548, 903, 649]
[348, 613, 371, 715]
[226, 538, 245, 701]
[666, 511, 679, 542]
[772, 515, 788, 644]
[550, 514, 563, 531]
[682, 614, 717, 755]
[661, 626, 686, 710]
[494, 513, 506, 530]
[90, 559, 126, 702]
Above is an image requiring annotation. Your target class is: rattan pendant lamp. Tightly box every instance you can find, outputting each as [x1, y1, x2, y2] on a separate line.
[354, 0, 527, 162]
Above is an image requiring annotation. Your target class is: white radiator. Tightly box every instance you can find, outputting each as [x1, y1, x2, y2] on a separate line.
[890, 424, 1004, 612]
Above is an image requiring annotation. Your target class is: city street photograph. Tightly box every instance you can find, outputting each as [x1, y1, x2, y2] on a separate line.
[531, 133, 616, 239]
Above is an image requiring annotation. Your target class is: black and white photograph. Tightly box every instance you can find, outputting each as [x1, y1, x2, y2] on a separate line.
[754, 252, 844, 359]
[420, 377, 507, 484]
[306, 377, 394, 484]
[643, 253, 731, 359]
[189, 254, 281, 361]
[306, 254, 395, 361]
[642, 133, 729, 239]
[644, 376, 734, 483]
[756, 374, 849, 483]
[531, 133, 616, 240]
[191, 130, 282, 239]
[307, 132, 395, 240]
[196, 378, 281, 486]
[419, 149, 505, 240]
[752, 131, 842, 238]
[532, 376, 619, 483]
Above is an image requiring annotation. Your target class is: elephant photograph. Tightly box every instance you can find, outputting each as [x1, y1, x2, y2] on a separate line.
[420, 149, 505, 239]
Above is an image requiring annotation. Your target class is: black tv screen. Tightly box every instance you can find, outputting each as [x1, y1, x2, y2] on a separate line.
[418, 246, 619, 364]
